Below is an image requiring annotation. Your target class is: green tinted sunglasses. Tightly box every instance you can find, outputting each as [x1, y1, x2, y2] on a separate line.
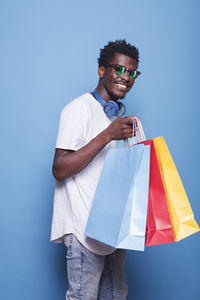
[106, 64, 141, 80]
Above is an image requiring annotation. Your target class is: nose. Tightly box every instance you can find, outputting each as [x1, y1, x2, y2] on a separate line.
[121, 70, 130, 81]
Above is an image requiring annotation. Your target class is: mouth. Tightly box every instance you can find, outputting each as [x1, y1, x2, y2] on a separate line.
[115, 82, 130, 92]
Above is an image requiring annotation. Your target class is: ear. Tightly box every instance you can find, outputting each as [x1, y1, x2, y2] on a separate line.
[98, 65, 106, 79]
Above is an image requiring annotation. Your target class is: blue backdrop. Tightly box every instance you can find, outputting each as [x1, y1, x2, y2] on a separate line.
[0, 1, 199, 299]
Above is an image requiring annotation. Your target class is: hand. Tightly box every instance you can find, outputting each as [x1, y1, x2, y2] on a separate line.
[103, 116, 133, 141]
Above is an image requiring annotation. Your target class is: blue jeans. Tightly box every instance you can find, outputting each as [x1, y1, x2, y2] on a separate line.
[64, 234, 128, 300]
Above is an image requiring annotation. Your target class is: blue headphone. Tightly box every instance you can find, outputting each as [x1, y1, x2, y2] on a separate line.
[92, 89, 126, 117]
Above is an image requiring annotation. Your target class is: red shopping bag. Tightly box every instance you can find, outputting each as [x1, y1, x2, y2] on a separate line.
[143, 140, 174, 246]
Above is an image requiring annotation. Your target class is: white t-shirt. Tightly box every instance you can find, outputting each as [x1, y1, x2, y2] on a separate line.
[51, 93, 116, 255]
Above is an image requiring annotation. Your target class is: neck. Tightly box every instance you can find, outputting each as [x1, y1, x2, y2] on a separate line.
[96, 80, 118, 102]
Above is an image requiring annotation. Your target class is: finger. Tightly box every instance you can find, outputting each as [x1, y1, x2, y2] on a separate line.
[123, 129, 133, 136]
[123, 132, 133, 139]
[122, 125, 133, 133]
[123, 118, 133, 125]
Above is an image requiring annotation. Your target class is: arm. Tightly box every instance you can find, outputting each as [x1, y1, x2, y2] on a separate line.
[52, 116, 133, 181]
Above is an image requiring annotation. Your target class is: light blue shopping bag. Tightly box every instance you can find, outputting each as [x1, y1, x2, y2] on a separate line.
[85, 143, 150, 251]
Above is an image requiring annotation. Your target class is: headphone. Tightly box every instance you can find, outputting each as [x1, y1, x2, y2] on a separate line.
[92, 89, 126, 117]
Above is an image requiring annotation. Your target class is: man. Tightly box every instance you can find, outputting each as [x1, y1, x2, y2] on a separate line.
[51, 40, 140, 300]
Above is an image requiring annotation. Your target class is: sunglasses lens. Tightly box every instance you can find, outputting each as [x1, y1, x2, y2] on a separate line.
[114, 65, 125, 75]
[109, 64, 140, 80]
[129, 70, 137, 79]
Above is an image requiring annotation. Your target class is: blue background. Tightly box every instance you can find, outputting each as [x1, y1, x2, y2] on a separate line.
[0, 0, 199, 299]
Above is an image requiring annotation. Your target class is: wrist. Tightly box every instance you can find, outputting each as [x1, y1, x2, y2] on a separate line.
[98, 129, 112, 144]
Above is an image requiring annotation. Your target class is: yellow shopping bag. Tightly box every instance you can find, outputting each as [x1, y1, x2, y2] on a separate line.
[153, 136, 199, 241]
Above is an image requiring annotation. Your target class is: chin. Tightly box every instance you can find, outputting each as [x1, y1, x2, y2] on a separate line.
[104, 83, 128, 101]
[112, 91, 126, 100]
[118, 93, 126, 100]
[107, 88, 126, 101]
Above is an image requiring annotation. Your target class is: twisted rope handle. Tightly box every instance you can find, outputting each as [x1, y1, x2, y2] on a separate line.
[124, 117, 146, 147]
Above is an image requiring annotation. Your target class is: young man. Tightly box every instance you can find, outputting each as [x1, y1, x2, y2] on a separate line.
[51, 40, 140, 300]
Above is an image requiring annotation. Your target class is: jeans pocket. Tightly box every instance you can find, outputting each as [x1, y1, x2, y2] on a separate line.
[64, 234, 73, 258]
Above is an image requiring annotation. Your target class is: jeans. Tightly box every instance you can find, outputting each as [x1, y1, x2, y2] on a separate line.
[64, 234, 128, 300]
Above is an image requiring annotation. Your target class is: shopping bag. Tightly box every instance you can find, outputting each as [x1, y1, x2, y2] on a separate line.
[124, 118, 174, 246]
[143, 140, 174, 246]
[153, 136, 200, 241]
[126, 117, 199, 243]
[85, 143, 150, 251]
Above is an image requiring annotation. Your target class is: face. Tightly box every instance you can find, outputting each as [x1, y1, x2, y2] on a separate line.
[98, 53, 138, 101]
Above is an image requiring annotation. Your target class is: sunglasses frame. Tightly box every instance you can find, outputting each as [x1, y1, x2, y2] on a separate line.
[105, 64, 141, 80]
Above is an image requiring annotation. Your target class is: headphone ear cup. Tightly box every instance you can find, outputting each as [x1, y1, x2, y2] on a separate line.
[117, 102, 126, 116]
[103, 101, 119, 117]
[92, 90, 126, 117]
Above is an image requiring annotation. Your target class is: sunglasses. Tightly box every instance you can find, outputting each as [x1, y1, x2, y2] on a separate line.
[106, 64, 141, 80]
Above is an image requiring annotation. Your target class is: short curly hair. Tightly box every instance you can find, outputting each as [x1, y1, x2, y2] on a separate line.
[98, 39, 139, 68]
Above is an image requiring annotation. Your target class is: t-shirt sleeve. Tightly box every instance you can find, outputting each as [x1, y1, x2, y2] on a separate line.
[55, 100, 88, 151]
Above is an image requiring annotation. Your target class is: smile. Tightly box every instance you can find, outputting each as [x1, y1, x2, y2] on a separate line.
[116, 83, 129, 90]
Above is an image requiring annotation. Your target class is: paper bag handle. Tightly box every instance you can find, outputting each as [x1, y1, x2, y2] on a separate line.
[124, 117, 146, 147]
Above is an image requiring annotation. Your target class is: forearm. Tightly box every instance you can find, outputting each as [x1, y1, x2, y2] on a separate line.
[53, 130, 111, 181]
[53, 116, 133, 181]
